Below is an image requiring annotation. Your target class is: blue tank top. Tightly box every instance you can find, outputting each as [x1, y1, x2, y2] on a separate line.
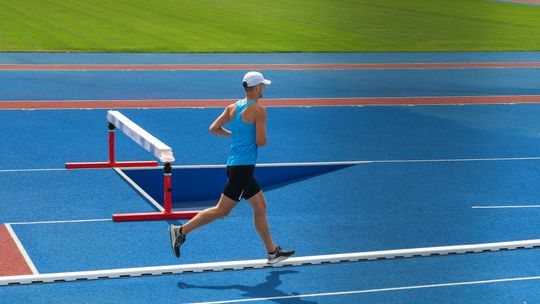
[227, 99, 258, 166]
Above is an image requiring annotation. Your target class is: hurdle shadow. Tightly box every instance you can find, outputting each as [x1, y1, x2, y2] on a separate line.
[177, 270, 319, 304]
[119, 161, 361, 210]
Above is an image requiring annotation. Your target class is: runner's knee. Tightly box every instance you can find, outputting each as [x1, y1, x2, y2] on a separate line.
[215, 205, 233, 218]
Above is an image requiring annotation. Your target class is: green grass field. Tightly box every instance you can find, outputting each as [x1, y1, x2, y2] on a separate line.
[1, 0, 540, 52]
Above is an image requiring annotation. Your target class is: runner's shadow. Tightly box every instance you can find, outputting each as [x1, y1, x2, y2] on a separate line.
[177, 270, 318, 304]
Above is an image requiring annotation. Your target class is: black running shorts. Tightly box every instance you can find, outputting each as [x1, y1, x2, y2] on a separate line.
[223, 165, 261, 201]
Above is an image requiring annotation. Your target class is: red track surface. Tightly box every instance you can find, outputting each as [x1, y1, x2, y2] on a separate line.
[1, 96, 540, 109]
[502, 0, 540, 4]
[0, 225, 33, 276]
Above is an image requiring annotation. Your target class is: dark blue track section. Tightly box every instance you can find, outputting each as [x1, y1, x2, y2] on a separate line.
[2, 51, 540, 64]
[121, 164, 353, 207]
[3, 68, 540, 101]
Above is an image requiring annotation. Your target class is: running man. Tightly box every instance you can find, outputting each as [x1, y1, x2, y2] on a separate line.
[169, 71, 295, 264]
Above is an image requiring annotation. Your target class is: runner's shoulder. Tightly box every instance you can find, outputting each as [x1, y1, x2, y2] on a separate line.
[252, 102, 266, 113]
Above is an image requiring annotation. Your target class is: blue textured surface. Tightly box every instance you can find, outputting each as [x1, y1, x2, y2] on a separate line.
[3, 105, 540, 171]
[3, 68, 540, 101]
[0, 169, 155, 223]
[8, 161, 540, 273]
[2, 52, 540, 304]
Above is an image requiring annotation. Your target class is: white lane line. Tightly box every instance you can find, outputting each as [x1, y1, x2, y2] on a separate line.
[5, 156, 540, 173]
[4, 224, 39, 275]
[248, 157, 540, 165]
[2, 238, 540, 285]
[0, 168, 66, 173]
[472, 205, 540, 209]
[119, 156, 540, 172]
[175, 157, 540, 167]
[187, 275, 540, 304]
[368, 156, 540, 163]
[113, 167, 164, 212]
[7, 218, 112, 225]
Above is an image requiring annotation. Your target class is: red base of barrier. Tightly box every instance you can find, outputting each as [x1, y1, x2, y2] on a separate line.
[113, 211, 199, 222]
[65, 161, 158, 169]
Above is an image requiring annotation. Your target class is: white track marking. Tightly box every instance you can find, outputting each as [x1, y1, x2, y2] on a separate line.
[0, 168, 66, 173]
[4, 224, 39, 274]
[4, 157, 540, 173]
[7, 218, 112, 225]
[2, 238, 540, 285]
[472, 205, 540, 209]
[117, 157, 540, 171]
[187, 275, 540, 304]
[367, 156, 540, 163]
[113, 167, 164, 212]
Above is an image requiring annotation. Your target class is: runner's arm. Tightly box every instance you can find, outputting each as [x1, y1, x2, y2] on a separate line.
[209, 106, 232, 138]
[255, 107, 267, 146]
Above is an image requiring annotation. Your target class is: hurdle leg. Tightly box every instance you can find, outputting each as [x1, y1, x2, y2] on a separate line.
[112, 163, 199, 222]
[66, 121, 158, 169]
[164, 163, 173, 213]
[108, 122, 115, 164]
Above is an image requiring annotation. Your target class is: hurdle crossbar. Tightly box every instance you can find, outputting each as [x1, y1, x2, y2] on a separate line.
[65, 111, 166, 169]
[2, 238, 540, 286]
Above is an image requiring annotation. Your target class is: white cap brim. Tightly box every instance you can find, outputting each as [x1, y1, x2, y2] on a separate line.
[263, 79, 271, 85]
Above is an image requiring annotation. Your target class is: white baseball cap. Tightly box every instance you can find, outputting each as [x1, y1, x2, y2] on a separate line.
[243, 71, 271, 87]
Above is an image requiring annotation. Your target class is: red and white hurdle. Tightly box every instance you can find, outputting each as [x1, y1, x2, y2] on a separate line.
[66, 110, 199, 222]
